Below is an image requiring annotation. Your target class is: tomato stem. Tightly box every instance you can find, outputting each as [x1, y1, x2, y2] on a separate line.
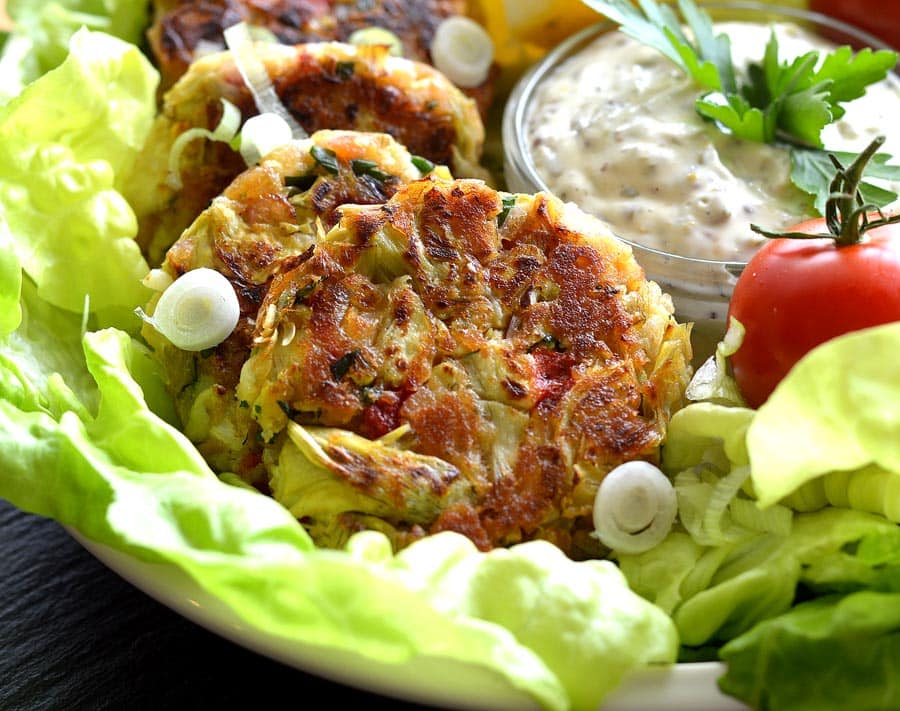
[751, 135, 900, 247]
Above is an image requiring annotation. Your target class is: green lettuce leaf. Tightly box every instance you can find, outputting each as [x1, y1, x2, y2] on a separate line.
[0, 29, 679, 711]
[631, 344, 900, 649]
[0, 325, 677, 711]
[661, 401, 754, 474]
[617, 328, 900, 711]
[0, 32, 37, 106]
[1, 277, 97, 418]
[718, 591, 900, 710]
[0, 0, 150, 103]
[0, 28, 157, 327]
[392, 534, 677, 711]
[747, 323, 900, 508]
[0, 216, 22, 337]
[619, 497, 896, 648]
[803, 525, 900, 594]
[685, 317, 748, 407]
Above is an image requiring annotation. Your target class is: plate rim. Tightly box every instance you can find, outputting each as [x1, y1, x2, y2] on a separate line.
[69, 529, 749, 711]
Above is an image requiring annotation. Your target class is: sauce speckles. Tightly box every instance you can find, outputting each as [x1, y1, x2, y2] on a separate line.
[526, 22, 900, 262]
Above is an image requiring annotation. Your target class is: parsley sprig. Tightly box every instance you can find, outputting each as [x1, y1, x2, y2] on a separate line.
[581, 0, 900, 213]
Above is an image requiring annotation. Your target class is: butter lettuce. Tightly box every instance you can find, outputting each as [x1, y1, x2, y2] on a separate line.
[392, 534, 677, 710]
[747, 323, 900, 508]
[719, 591, 900, 710]
[0, 30, 679, 711]
[0, 28, 156, 326]
[0, 217, 22, 337]
[619, 323, 900, 708]
[0, 0, 150, 103]
[624, 404, 899, 647]
[0, 323, 678, 711]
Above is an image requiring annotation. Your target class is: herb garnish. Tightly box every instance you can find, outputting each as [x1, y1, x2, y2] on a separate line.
[285, 174, 317, 192]
[497, 194, 516, 227]
[330, 350, 363, 381]
[581, 0, 900, 212]
[350, 158, 394, 183]
[310, 145, 339, 174]
[277, 400, 296, 417]
[293, 278, 320, 305]
[411, 155, 435, 174]
[527, 335, 565, 353]
[335, 61, 355, 80]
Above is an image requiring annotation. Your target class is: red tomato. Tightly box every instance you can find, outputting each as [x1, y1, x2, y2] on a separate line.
[727, 218, 900, 409]
[810, 0, 900, 51]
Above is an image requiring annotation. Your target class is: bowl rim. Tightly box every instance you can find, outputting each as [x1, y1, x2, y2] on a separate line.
[502, 0, 897, 273]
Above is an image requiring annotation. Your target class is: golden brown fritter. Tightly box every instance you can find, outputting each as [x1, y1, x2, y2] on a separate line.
[125, 39, 487, 264]
[144, 161, 693, 560]
[146, 0, 496, 112]
[142, 129, 451, 480]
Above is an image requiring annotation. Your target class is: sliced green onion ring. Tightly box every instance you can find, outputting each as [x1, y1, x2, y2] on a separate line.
[223, 21, 306, 139]
[593, 461, 678, 554]
[239, 112, 294, 166]
[166, 98, 242, 189]
[430, 16, 494, 88]
[348, 26, 404, 56]
[139, 268, 240, 352]
[142, 268, 174, 292]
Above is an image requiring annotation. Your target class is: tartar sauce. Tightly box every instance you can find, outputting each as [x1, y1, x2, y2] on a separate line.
[526, 22, 900, 262]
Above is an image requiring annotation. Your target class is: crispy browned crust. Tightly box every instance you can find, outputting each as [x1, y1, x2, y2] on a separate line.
[146, 0, 495, 113]
[145, 150, 692, 558]
[126, 40, 486, 265]
[235, 179, 693, 557]
[143, 131, 449, 479]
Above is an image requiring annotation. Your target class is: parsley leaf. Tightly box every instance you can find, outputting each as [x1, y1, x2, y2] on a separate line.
[580, 0, 900, 211]
[791, 147, 900, 214]
[695, 92, 769, 144]
[586, 0, 729, 91]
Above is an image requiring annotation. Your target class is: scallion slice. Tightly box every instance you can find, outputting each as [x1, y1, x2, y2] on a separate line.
[137, 268, 240, 352]
[239, 112, 294, 166]
[430, 16, 493, 88]
[593, 461, 678, 554]
[166, 98, 242, 189]
[223, 22, 306, 139]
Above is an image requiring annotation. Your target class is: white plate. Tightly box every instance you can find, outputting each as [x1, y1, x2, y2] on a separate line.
[72, 531, 750, 711]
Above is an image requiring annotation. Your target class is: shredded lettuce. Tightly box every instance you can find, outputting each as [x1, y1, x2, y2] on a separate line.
[684, 316, 746, 406]
[621, 486, 898, 649]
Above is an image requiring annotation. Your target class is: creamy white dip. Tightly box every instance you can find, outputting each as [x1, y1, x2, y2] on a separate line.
[526, 22, 900, 262]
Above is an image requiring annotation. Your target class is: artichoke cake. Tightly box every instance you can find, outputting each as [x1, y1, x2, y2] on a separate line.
[143, 129, 450, 478]
[126, 39, 487, 264]
[146, 0, 496, 113]
[142, 147, 693, 560]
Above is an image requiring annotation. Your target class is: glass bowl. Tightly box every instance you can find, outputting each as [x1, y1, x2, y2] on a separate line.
[502, 1, 899, 359]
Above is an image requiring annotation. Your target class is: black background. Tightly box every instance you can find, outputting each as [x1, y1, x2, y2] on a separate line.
[0, 498, 446, 711]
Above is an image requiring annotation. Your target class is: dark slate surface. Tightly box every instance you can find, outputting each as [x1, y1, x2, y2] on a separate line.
[0, 499, 443, 711]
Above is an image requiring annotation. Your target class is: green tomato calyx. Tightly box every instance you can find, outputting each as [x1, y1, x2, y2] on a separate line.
[751, 136, 900, 247]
